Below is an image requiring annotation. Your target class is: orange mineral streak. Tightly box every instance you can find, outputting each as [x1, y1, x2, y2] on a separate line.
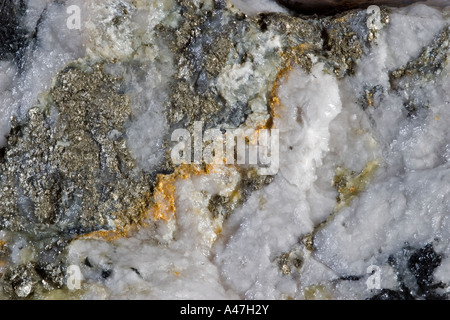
[152, 164, 226, 222]
[80, 164, 231, 241]
[79, 45, 317, 243]
[268, 67, 289, 128]
[0, 240, 8, 256]
[249, 129, 262, 145]
[79, 229, 130, 241]
[268, 44, 314, 129]
[153, 173, 176, 222]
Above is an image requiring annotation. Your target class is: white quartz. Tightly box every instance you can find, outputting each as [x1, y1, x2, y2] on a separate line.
[227, 0, 289, 15]
[1, 0, 450, 300]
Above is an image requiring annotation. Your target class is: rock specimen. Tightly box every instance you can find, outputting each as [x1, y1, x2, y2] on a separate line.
[0, 0, 449, 300]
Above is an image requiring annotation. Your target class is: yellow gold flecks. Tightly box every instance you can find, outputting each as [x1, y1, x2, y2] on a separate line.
[78, 229, 129, 241]
[304, 285, 333, 300]
[153, 174, 177, 222]
[0, 240, 7, 255]
[333, 160, 380, 212]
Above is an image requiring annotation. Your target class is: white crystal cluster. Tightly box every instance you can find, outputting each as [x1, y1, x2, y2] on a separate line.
[214, 63, 343, 299]
[313, 4, 450, 297]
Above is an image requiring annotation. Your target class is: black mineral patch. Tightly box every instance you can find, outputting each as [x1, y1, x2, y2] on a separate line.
[369, 287, 414, 300]
[0, 0, 29, 63]
[379, 243, 446, 300]
[408, 244, 443, 298]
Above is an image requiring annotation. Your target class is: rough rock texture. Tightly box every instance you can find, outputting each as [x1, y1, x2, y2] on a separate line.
[0, 62, 153, 236]
[277, 0, 448, 15]
[0, 0, 449, 300]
